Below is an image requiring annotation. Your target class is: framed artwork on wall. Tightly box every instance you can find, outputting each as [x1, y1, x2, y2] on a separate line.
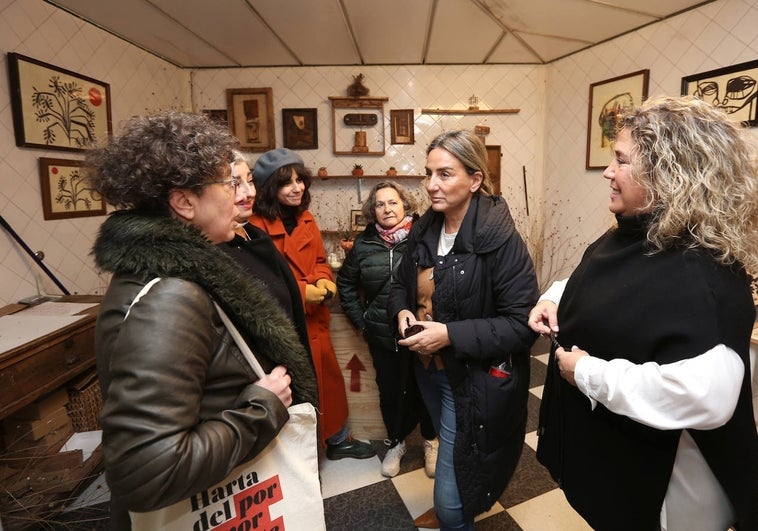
[485, 145, 501, 196]
[7, 53, 112, 152]
[226, 87, 275, 152]
[390, 109, 414, 145]
[351, 210, 367, 232]
[681, 59, 758, 127]
[39, 157, 106, 220]
[282, 108, 318, 149]
[585, 69, 649, 169]
[390, 109, 416, 144]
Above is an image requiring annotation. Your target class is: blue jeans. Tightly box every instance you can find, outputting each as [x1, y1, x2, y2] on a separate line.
[326, 423, 350, 446]
[414, 359, 475, 531]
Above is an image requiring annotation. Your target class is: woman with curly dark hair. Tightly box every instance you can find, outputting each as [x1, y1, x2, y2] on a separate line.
[87, 112, 318, 530]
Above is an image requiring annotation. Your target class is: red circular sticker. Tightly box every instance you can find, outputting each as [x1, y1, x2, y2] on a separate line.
[51, 167, 59, 174]
[88, 87, 102, 106]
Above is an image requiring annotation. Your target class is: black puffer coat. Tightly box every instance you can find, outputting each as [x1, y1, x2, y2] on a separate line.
[337, 223, 406, 352]
[387, 194, 539, 518]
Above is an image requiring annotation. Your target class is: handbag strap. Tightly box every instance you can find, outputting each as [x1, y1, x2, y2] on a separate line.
[124, 277, 163, 320]
[123, 277, 265, 379]
[213, 302, 266, 379]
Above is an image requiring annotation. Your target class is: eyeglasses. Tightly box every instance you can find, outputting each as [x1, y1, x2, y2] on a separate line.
[208, 176, 241, 190]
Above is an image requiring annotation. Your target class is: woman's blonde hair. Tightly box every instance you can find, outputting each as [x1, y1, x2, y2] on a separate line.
[426, 130, 494, 196]
[619, 95, 758, 272]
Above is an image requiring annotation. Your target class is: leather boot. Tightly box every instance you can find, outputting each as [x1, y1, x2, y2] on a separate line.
[413, 507, 439, 528]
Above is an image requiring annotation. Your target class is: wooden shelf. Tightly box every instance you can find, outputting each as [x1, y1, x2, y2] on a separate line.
[313, 174, 424, 180]
[421, 108, 519, 115]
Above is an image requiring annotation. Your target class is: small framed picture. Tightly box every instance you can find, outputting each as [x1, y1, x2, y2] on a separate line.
[282, 108, 318, 149]
[390, 109, 415, 145]
[226, 87, 275, 152]
[351, 209, 367, 232]
[681, 59, 758, 127]
[586, 70, 649, 169]
[39, 157, 106, 220]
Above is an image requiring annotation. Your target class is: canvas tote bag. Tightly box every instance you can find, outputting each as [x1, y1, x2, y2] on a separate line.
[126, 280, 325, 530]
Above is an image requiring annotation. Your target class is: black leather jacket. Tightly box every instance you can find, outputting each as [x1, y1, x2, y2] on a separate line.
[92, 211, 318, 529]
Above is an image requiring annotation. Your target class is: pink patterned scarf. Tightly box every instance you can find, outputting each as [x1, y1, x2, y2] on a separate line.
[376, 215, 413, 247]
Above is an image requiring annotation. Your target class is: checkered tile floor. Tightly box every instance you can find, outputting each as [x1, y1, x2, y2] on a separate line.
[26, 338, 592, 530]
[320, 338, 592, 530]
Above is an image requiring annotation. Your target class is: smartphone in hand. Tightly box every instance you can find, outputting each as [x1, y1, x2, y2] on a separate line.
[404, 324, 424, 337]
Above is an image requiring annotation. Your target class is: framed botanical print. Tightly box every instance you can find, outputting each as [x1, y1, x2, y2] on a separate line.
[8, 53, 112, 152]
[39, 157, 105, 220]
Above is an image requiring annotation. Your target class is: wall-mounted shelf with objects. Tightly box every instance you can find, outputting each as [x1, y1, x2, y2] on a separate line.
[329, 97, 388, 156]
[420, 108, 519, 115]
[312, 174, 424, 180]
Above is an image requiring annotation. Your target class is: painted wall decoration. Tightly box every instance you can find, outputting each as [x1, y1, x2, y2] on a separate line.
[226, 87, 275, 152]
[39, 157, 105, 220]
[282, 108, 318, 149]
[8, 53, 112, 152]
[681, 59, 758, 127]
[585, 70, 649, 169]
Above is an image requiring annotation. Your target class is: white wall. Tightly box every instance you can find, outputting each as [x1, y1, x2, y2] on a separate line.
[542, 0, 758, 284]
[0, 0, 189, 305]
[190, 64, 547, 259]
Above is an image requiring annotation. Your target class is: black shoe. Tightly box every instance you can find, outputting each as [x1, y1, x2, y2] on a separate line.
[326, 438, 376, 460]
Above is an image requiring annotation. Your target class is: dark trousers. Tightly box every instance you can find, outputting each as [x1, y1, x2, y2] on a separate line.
[368, 339, 436, 445]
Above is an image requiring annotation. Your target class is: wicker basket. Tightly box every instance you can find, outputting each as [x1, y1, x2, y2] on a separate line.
[65, 370, 103, 432]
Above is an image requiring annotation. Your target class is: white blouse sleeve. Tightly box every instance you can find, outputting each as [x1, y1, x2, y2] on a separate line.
[539, 279, 567, 304]
[573, 344, 744, 430]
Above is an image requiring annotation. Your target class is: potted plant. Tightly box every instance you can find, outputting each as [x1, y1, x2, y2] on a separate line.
[351, 163, 364, 176]
[317, 166, 328, 177]
[338, 229, 355, 251]
[386, 166, 397, 176]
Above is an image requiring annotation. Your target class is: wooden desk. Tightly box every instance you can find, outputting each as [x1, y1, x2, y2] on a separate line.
[0, 295, 101, 420]
[0, 296, 103, 530]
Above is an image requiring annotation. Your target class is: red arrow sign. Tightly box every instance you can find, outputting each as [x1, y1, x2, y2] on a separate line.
[346, 354, 366, 392]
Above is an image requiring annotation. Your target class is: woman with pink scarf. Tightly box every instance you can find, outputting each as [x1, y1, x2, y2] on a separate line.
[338, 181, 438, 479]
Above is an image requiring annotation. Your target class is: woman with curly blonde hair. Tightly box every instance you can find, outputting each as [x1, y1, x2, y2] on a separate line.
[620, 95, 758, 273]
[528, 96, 758, 530]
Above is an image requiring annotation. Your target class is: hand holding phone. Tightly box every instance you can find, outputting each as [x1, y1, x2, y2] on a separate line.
[403, 317, 424, 337]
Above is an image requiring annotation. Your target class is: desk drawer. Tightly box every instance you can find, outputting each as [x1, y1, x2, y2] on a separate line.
[0, 326, 96, 418]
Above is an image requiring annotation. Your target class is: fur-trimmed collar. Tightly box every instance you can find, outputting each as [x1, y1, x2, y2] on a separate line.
[92, 210, 318, 406]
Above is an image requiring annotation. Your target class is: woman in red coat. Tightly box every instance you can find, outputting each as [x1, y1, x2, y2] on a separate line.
[249, 148, 375, 460]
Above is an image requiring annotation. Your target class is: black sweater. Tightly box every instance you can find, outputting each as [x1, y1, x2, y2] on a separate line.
[537, 214, 758, 530]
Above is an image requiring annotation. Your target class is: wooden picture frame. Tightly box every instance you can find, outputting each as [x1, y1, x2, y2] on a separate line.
[350, 209, 367, 232]
[282, 108, 318, 149]
[226, 88, 275, 152]
[586, 70, 649, 169]
[390, 109, 415, 145]
[7, 53, 112, 152]
[681, 59, 758, 127]
[39, 157, 105, 220]
[485, 145, 501, 196]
